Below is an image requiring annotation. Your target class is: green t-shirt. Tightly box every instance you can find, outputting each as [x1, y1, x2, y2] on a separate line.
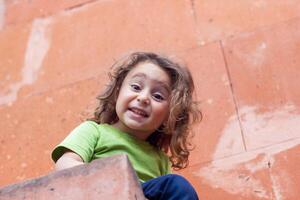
[52, 121, 171, 182]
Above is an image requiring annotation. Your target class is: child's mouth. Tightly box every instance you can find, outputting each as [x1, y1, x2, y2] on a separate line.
[128, 107, 149, 118]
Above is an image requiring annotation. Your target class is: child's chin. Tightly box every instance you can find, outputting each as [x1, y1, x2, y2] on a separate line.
[126, 122, 153, 133]
[126, 123, 146, 131]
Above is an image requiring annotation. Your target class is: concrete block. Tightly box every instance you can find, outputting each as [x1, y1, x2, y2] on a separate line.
[222, 18, 300, 150]
[176, 42, 245, 164]
[0, 154, 146, 200]
[179, 140, 300, 200]
[3, 0, 91, 27]
[0, 77, 99, 186]
[193, 0, 300, 43]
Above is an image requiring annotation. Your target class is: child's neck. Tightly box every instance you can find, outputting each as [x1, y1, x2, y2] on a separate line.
[111, 121, 153, 140]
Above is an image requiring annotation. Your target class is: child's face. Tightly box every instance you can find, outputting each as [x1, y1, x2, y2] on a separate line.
[113, 62, 171, 140]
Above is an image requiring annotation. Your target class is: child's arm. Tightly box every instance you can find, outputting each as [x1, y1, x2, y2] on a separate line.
[55, 150, 84, 170]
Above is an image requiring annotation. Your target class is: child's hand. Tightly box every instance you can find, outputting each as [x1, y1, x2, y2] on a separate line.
[55, 150, 84, 170]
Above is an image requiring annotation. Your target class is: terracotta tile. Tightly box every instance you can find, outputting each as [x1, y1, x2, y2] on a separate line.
[0, 77, 101, 187]
[222, 18, 300, 150]
[1, 0, 198, 106]
[268, 141, 300, 200]
[0, 154, 146, 200]
[177, 142, 298, 200]
[176, 42, 245, 165]
[3, 0, 91, 27]
[193, 0, 300, 44]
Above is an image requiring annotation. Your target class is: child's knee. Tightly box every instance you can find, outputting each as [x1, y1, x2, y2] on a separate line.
[164, 174, 198, 199]
[142, 174, 199, 200]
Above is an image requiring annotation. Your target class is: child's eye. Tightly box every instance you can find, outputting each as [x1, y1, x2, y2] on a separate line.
[130, 84, 141, 91]
[152, 93, 165, 101]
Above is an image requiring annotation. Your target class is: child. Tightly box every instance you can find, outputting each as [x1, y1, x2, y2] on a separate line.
[52, 52, 201, 200]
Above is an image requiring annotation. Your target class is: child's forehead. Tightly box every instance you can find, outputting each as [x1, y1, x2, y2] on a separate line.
[125, 62, 171, 84]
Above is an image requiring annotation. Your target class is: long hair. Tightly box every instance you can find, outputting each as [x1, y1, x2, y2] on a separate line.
[89, 52, 202, 170]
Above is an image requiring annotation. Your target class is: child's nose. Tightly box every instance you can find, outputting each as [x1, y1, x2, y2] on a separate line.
[137, 92, 150, 105]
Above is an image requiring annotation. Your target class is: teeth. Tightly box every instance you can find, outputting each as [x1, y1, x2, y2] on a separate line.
[130, 108, 147, 117]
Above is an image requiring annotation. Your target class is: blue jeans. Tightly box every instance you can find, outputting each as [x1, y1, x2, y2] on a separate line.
[142, 174, 199, 200]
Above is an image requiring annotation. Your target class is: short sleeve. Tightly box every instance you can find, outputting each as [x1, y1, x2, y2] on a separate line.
[166, 160, 172, 174]
[160, 152, 172, 175]
[51, 121, 100, 163]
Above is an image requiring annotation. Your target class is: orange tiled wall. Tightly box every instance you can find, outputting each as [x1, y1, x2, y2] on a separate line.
[0, 1, 299, 199]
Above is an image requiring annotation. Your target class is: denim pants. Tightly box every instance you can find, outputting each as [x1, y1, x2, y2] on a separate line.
[141, 174, 199, 200]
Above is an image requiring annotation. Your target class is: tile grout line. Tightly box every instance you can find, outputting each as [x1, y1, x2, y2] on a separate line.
[63, 0, 99, 12]
[1, 0, 102, 31]
[181, 15, 300, 49]
[0, 74, 102, 111]
[219, 40, 247, 152]
[24, 74, 102, 98]
[189, 136, 300, 168]
[189, 0, 198, 24]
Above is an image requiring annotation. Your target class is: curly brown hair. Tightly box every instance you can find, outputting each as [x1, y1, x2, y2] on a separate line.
[89, 52, 202, 170]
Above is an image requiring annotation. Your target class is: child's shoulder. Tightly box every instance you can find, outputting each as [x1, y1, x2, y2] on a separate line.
[79, 120, 107, 129]
[72, 120, 108, 137]
[158, 149, 169, 160]
[78, 121, 122, 137]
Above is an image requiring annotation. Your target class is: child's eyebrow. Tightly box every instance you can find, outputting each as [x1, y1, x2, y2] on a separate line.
[131, 73, 147, 79]
[131, 73, 171, 94]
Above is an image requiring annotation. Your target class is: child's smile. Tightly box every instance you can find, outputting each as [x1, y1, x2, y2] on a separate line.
[112, 62, 171, 140]
[128, 107, 149, 119]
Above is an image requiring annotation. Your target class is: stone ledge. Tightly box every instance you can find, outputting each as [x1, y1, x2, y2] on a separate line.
[0, 154, 146, 200]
